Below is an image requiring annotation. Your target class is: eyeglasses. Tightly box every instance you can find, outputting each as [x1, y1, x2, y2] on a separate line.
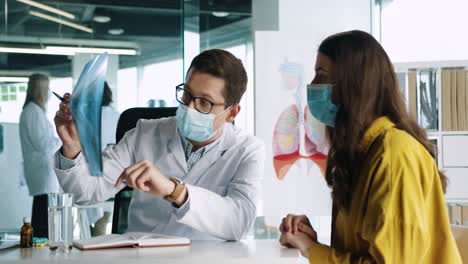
[175, 83, 226, 114]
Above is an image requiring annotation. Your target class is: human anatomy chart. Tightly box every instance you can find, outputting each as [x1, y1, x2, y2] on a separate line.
[255, 31, 334, 217]
[272, 61, 328, 180]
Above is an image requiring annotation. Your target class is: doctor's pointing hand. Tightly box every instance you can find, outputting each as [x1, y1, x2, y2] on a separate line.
[114, 160, 188, 206]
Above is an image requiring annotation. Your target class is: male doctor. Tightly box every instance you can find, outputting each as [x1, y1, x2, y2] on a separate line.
[53, 49, 265, 240]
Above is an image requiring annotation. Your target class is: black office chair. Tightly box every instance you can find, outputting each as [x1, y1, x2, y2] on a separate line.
[111, 107, 177, 234]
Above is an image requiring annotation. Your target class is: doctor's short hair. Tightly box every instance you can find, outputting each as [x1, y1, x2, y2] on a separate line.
[187, 49, 247, 107]
[23, 73, 49, 110]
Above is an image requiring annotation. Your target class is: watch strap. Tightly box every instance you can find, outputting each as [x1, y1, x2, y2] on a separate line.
[163, 177, 185, 203]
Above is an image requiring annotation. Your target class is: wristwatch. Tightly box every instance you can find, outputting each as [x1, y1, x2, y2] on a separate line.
[163, 177, 185, 203]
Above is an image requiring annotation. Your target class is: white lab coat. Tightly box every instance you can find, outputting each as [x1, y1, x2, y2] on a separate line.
[19, 102, 61, 196]
[54, 117, 265, 240]
[100, 106, 120, 150]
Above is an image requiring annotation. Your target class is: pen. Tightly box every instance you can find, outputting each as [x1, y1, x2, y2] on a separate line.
[52, 91, 65, 102]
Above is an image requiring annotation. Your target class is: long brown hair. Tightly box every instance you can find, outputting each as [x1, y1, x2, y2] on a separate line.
[319, 30, 448, 210]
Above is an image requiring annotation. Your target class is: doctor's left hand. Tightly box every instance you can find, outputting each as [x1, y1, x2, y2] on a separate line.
[114, 160, 175, 197]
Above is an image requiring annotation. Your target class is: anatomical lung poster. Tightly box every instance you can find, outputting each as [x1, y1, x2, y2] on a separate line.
[255, 32, 333, 218]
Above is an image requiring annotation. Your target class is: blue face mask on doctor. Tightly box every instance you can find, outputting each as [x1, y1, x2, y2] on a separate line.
[176, 104, 230, 142]
[307, 83, 339, 127]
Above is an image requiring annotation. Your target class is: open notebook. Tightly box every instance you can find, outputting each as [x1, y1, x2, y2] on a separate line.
[73, 232, 191, 250]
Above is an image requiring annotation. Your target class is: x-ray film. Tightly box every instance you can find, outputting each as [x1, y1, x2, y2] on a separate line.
[70, 53, 108, 176]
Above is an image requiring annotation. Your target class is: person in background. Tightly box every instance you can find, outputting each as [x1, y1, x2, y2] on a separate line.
[19, 73, 61, 238]
[278, 30, 462, 263]
[101, 82, 120, 150]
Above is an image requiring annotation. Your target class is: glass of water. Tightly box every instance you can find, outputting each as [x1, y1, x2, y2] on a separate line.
[47, 193, 73, 252]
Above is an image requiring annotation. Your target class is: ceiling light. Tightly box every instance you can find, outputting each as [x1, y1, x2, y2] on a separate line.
[0, 46, 137, 56]
[0, 46, 74, 55]
[0, 77, 29, 83]
[17, 0, 75, 19]
[93, 15, 111, 23]
[108, 28, 124, 35]
[29, 10, 93, 34]
[212, 11, 230, 17]
[46, 46, 136, 55]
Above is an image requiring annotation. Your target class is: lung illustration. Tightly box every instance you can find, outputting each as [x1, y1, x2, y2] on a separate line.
[273, 104, 327, 180]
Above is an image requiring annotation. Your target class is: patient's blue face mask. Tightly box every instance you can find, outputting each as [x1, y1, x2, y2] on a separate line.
[176, 104, 229, 142]
[307, 83, 338, 127]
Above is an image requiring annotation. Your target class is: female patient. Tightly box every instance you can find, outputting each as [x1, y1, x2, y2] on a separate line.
[279, 30, 462, 263]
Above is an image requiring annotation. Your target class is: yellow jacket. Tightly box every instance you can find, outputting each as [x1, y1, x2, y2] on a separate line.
[308, 117, 462, 263]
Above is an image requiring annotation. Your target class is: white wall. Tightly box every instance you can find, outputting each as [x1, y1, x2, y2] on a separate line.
[382, 0, 468, 62]
[279, 0, 371, 33]
[0, 123, 32, 230]
[254, 0, 371, 222]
